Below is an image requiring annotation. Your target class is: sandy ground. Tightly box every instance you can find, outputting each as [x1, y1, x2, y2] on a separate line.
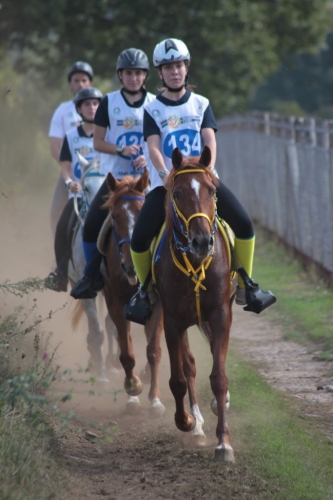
[1, 189, 333, 499]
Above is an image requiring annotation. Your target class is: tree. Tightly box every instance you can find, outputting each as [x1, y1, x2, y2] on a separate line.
[0, 0, 332, 115]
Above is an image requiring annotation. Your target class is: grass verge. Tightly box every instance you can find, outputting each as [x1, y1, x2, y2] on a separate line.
[224, 349, 333, 499]
[0, 403, 67, 500]
[253, 225, 333, 359]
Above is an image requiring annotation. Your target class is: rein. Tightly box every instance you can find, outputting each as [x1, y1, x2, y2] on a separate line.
[112, 195, 145, 259]
[73, 165, 105, 224]
[169, 168, 217, 326]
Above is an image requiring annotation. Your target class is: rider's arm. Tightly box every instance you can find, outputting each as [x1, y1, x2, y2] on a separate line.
[49, 137, 63, 163]
[201, 128, 216, 168]
[60, 161, 72, 183]
[147, 135, 168, 173]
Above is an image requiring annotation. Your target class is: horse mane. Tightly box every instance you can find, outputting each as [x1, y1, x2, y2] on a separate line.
[164, 157, 218, 236]
[102, 176, 145, 209]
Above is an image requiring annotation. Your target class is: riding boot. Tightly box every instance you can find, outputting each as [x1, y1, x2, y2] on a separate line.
[45, 262, 69, 293]
[70, 243, 104, 300]
[124, 248, 156, 324]
[237, 268, 276, 314]
[234, 236, 255, 305]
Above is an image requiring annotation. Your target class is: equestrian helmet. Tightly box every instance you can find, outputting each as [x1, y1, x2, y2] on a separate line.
[116, 49, 150, 72]
[153, 39, 190, 68]
[74, 87, 103, 110]
[67, 61, 94, 82]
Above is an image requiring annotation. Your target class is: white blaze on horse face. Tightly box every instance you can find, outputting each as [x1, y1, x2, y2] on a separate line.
[190, 178, 201, 198]
[122, 202, 135, 236]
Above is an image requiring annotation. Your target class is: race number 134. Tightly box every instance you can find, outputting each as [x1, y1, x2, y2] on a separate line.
[164, 130, 201, 158]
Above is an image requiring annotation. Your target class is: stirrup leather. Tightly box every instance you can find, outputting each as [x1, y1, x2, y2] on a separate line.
[237, 268, 276, 314]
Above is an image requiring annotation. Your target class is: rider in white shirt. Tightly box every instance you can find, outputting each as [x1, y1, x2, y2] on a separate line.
[49, 61, 94, 236]
[46, 87, 102, 292]
[70, 48, 154, 300]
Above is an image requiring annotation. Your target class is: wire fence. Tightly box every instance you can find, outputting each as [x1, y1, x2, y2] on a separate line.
[215, 112, 333, 278]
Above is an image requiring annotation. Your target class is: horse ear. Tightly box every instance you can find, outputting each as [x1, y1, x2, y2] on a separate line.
[199, 146, 211, 168]
[135, 168, 149, 193]
[77, 152, 90, 173]
[106, 172, 119, 192]
[172, 147, 183, 170]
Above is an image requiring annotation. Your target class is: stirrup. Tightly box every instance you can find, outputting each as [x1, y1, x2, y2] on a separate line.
[237, 268, 276, 314]
[124, 286, 152, 325]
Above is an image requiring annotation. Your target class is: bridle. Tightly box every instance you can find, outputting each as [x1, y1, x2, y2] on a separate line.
[112, 194, 145, 273]
[73, 163, 105, 225]
[169, 167, 218, 326]
[170, 168, 218, 254]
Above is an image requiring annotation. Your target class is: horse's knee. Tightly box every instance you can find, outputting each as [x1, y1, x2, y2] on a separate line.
[86, 329, 104, 347]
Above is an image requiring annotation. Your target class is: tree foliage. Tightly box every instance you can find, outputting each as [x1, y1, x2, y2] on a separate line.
[0, 0, 332, 114]
[252, 33, 333, 116]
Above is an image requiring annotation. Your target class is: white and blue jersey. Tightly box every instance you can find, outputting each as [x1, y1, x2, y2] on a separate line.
[95, 89, 155, 178]
[60, 125, 101, 198]
[144, 90, 217, 190]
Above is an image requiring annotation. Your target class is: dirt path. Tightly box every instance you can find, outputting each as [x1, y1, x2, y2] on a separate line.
[53, 306, 333, 500]
[2, 191, 333, 499]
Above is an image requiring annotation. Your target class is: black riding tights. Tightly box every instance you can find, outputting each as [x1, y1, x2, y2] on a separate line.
[82, 179, 109, 243]
[131, 181, 254, 253]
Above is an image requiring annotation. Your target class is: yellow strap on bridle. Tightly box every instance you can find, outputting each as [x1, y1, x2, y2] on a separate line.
[169, 167, 216, 326]
[171, 169, 215, 234]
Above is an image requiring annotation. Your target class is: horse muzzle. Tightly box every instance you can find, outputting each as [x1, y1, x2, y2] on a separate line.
[190, 234, 214, 259]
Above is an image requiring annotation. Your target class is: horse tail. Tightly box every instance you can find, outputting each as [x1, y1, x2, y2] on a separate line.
[198, 322, 212, 343]
[71, 299, 84, 331]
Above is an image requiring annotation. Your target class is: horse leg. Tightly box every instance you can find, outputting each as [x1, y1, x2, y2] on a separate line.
[209, 306, 234, 462]
[105, 312, 121, 372]
[143, 299, 165, 417]
[182, 331, 206, 446]
[164, 319, 196, 432]
[81, 298, 108, 382]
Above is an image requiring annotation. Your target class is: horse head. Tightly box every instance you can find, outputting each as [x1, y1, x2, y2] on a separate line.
[77, 153, 105, 206]
[105, 169, 149, 285]
[168, 146, 218, 259]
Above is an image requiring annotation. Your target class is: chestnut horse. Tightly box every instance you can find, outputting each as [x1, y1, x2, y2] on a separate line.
[102, 170, 165, 415]
[155, 146, 235, 461]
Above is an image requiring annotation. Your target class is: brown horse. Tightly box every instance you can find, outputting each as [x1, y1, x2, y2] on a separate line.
[103, 170, 165, 415]
[155, 146, 235, 461]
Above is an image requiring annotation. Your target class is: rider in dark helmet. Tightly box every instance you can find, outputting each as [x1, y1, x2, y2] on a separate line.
[70, 48, 154, 300]
[49, 61, 94, 237]
[67, 61, 94, 82]
[46, 87, 103, 292]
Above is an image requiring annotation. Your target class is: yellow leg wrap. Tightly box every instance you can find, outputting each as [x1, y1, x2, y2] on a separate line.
[130, 248, 153, 291]
[234, 236, 255, 287]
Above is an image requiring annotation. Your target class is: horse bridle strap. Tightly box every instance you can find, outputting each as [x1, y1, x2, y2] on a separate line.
[171, 169, 216, 235]
[113, 195, 145, 251]
[170, 168, 217, 326]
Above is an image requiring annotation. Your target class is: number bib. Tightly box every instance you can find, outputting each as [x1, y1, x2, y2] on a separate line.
[164, 129, 201, 158]
[100, 90, 155, 178]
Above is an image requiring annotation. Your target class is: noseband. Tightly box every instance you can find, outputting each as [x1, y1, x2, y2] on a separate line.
[170, 168, 217, 254]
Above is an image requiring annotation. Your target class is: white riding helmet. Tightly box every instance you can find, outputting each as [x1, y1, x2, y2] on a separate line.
[153, 38, 190, 68]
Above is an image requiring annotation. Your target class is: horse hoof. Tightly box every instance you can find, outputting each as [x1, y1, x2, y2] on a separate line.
[192, 433, 207, 447]
[126, 396, 141, 414]
[124, 376, 143, 396]
[139, 368, 151, 385]
[215, 445, 235, 462]
[211, 391, 230, 416]
[175, 412, 196, 432]
[149, 399, 166, 418]
[98, 375, 109, 383]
